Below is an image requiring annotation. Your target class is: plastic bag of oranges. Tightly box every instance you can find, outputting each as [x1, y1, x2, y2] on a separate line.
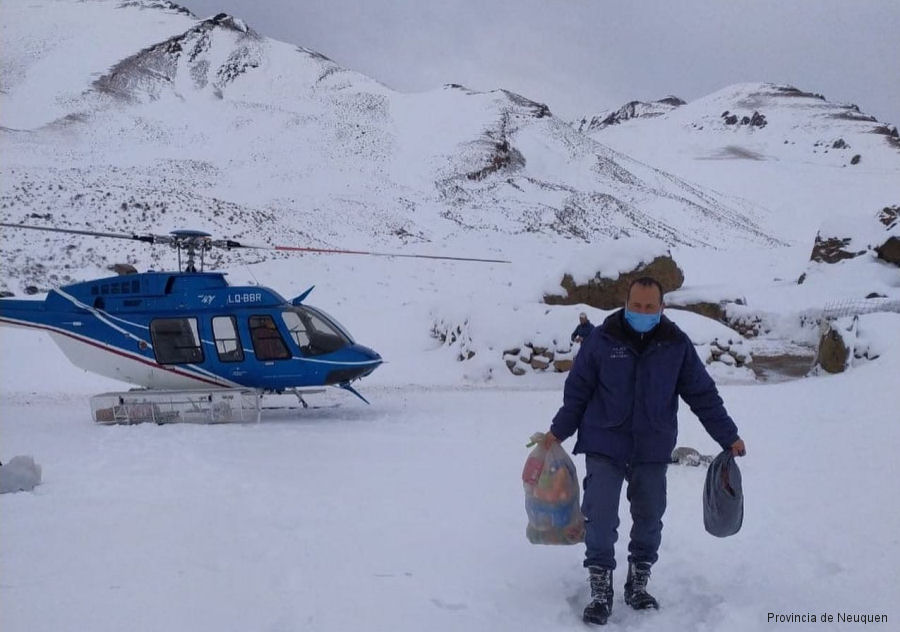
[522, 432, 584, 545]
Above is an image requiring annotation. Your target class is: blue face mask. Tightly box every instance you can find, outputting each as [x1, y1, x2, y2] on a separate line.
[624, 308, 661, 333]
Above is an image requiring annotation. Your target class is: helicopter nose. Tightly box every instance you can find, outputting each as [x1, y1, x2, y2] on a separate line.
[350, 343, 382, 363]
[324, 344, 382, 385]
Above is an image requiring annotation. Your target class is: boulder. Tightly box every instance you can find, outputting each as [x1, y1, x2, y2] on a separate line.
[816, 326, 850, 374]
[668, 301, 726, 322]
[553, 359, 574, 372]
[544, 255, 684, 309]
[108, 263, 138, 275]
[875, 236, 900, 266]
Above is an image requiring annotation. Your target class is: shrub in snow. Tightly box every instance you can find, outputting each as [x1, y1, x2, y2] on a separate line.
[543, 237, 684, 309]
[431, 318, 476, 361]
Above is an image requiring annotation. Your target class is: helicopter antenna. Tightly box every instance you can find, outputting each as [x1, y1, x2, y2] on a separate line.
[0, 223, 511, 265]
[243, 265, 261, 286]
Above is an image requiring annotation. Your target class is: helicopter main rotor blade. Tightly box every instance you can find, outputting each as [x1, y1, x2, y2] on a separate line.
[1, 222, 510, 264]
[0, 222, 160, 244]
[219, 240, 511, 264]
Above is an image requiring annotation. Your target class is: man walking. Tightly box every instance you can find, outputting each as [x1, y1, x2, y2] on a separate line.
[544, 277, 745, 625]
[571, 312, 594, 344]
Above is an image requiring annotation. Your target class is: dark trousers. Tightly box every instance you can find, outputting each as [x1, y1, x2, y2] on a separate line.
[582, 454, 668, 570]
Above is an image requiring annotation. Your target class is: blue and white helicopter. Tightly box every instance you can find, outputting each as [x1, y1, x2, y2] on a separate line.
[0, 223, 507, 423]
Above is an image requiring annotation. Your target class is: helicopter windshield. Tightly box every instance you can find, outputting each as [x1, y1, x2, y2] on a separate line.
[281, 306, 353, 357]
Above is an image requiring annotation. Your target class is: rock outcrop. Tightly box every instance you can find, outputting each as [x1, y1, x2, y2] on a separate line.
[544, 255, 684, 310]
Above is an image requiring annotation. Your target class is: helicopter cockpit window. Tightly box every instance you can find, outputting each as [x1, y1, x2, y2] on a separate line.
[282, 307, 351, 357]
[150, 318, 203, 365]
[249, 315, 291, 361]
[212, 316, 244, 362]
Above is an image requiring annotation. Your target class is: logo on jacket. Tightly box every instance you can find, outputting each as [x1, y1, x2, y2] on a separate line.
[610, 345, 630, 359]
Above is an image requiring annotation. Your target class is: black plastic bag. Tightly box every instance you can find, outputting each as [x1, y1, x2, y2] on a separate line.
[703, 450, 743, 537]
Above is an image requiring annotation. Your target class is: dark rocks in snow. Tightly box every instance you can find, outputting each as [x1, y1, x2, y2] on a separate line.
[723, 111, 766, 128]
[666, 300, 737, 323]
[832, 138, 848, 149]
[773, 86, 825, 100]
[875, 237, 900, 266]
[578, 96, 682, 132]
[0, 291, 14, 298]
[809, 234, 866, 264]
[466, 139, 525, 181]
[866, 292, 887, 299]
[850, 154, 861, 165]
[108, 263, 138, 275]
[504, 340, 574, 376]
[878, 206, 899, 228]
[873, 125, 899, 138]
[656, 96, 686, 107]
[24, 285, 39, 295]
[118, 1, 196, 18]
[544, 255, 684, 310]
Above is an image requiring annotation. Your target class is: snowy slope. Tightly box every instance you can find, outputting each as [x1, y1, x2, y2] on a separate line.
[2, 319, 899, 632]
[0, 1, 785, 297]
[582, 83, 900, 242]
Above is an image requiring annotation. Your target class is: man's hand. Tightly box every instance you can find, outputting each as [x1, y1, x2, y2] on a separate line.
[541, 431, 560, 450]
[730, 438, 746, 457]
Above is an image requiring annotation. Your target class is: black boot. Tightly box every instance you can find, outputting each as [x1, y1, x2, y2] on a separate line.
[623, 561, 659, 610]
[583, 566, 613, 625]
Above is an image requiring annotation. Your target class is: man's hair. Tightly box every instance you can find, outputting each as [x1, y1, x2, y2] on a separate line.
[626, 277, 664, 302]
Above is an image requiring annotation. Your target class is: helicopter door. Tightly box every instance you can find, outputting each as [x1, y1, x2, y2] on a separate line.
[212, 316, 244, 362]
[248, 315, 291, 361]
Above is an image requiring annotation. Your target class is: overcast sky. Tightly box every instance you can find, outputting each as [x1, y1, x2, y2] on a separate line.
[182, 0, 900, 124]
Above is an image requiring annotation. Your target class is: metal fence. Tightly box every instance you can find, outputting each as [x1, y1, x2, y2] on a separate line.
[821, 297, 900, 321]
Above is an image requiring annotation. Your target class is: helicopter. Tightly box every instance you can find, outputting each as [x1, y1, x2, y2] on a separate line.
[0, 223, 508, 423]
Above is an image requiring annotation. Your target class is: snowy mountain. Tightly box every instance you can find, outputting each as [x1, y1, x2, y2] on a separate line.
[579, 83, 900, 242]
[0, 0, 786, 294]
[576, 96, 685, 133]
[2, 3, 900, 632]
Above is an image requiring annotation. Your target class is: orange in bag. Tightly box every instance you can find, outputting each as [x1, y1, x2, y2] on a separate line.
[522, 432, 584, 545]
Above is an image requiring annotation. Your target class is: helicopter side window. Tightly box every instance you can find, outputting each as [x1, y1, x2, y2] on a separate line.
[212, 316, 244, 362]
[249, 315, 291, 361]
[281, 311, 310, 349]
[150, 318, 204, 365]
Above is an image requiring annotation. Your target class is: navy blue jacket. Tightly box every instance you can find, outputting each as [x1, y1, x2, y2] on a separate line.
[571, 321, 594, 342]
[551, 310, 739, 465]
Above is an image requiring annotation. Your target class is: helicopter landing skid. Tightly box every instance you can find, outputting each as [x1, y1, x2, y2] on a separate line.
[92, 388, 264, 425]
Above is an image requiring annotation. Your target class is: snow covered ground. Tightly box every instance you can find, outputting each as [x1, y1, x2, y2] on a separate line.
[2, 311, 899, 631]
